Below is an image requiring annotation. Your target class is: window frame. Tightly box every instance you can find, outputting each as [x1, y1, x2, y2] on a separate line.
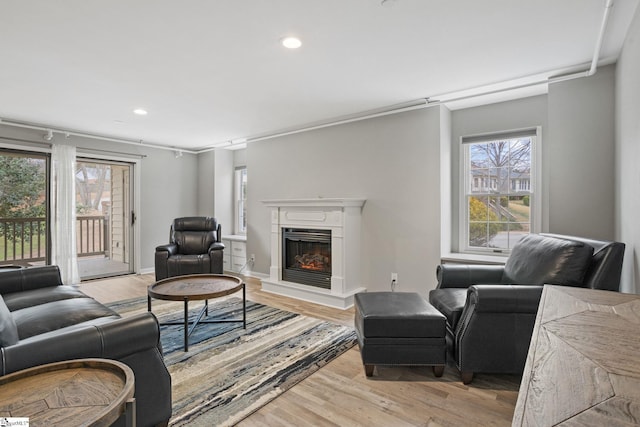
[459, 127, 542, 255]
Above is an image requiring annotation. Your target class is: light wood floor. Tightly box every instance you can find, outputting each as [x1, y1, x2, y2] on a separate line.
[80, 273, 521, 427]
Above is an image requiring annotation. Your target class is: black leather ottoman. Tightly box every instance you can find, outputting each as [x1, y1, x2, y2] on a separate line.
[354, 291, 446, 377]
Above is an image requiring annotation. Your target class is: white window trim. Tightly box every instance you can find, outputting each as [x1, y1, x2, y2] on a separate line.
[458, 126, 542, 256]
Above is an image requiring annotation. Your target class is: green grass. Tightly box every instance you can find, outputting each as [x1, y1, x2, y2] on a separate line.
[509, 199, 530, 222]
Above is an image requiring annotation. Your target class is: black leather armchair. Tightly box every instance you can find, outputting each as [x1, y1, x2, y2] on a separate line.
[155, 217, 225, 281]
[429, 233, 625, 384]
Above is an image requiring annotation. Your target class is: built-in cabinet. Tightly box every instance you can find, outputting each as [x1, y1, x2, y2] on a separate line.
[222, 235, 247, 273]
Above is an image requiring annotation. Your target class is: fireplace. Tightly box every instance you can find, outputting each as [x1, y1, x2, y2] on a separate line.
[262, 198, 366, 309]
[282, 228, 331, 289]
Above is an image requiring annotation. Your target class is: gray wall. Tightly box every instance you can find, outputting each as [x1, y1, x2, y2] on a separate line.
[547, 65, 616, 240]
[197, 151, 216, 216]
[214, 149, 234, 234]
[139, 149, 199, 269]
[447, 66, 617, 254]
[246, 107, 444, 295]
[197, 149, 234, 233]
[616, 5, 640, 294]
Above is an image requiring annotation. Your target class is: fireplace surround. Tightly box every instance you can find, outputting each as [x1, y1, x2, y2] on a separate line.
[262, 198, 366, 309]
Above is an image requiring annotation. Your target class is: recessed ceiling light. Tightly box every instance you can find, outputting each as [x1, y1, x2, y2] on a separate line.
[133, 108, 148, 115]
[281, 37, 302, 49]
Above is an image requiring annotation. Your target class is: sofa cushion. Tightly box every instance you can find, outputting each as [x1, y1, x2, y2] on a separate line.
[2, 285, 88, 311]
[167, 254, 210, 276]
[503, 234, 594, 286]
[355, 292, 445, 338]
[174, 231, 216, 255]
[429, 288, 467, 331]
[12, 297, 119, 340]
[0, 295, 19, 347]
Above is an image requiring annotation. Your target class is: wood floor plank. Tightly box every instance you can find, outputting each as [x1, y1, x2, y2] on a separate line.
[80, 272, 520, 426]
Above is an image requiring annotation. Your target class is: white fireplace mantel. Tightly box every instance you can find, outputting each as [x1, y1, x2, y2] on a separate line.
[263, 198, 366, 208]
[261, 198, 366, 309]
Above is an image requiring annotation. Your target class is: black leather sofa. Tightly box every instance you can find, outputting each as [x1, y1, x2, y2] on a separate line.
[429, 233, 625, 384]
[155, 216, 224, 281]
[0, 266, 172, 426]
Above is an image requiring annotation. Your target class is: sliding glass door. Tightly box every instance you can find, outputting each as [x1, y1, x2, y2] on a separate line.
[75, 158, 134, 279]
[0, 150, 49, 267]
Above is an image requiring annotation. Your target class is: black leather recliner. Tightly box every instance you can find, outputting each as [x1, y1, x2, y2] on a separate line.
[429, 233, 625, 384]
[155, 217, 224, 281]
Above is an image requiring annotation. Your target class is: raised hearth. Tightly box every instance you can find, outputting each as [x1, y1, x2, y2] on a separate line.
[262, 198, 366, 309]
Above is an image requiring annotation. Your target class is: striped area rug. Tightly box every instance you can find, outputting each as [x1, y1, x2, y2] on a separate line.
[108, 297, 357, 426]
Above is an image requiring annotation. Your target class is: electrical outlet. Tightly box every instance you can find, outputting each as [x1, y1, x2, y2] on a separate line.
[391, 273, 398, 285]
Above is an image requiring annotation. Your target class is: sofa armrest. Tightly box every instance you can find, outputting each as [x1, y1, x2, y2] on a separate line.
[209, 242, 225, 252]
[0, 312, 161, 375]
[0, 265, 62, 294]
[453, 284, 544, 377]
[155, 243, 178, 255]
[466, 284, 544, 313]
[436, 264, 505, 289]
[155, 244, 177, 280]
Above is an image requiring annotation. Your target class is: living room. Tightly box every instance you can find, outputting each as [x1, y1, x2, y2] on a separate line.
[1, 1, 640, 425]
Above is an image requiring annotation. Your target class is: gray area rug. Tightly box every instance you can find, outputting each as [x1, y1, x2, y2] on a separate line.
[108, 297, 357, 426]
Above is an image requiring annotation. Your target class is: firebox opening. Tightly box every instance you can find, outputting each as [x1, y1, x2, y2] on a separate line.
[282, 228, 331, 289]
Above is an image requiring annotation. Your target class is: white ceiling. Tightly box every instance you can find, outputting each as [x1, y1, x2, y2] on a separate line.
[1, 0, 638, 152]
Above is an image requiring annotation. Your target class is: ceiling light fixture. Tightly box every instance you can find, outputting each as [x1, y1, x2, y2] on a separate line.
[281, 37, 302, 49]
[133, 108, 148, 115]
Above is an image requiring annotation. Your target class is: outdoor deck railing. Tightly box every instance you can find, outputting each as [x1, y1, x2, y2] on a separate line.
[0, 216, 109, 265]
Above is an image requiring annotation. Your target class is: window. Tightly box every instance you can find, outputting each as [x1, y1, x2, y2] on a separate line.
[461, 128, 539, 253]
[234, 167, 247, 234]
[0, 149, 49, 266]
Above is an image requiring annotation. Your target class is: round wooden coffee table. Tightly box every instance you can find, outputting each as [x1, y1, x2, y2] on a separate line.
[148, 274, 246, 351]
[0, 358, 135, 426]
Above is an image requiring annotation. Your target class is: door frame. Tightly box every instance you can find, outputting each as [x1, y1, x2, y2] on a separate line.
[77, 152, 141, 275]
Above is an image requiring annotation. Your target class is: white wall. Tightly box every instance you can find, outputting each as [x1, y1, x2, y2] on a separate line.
[616, 5, 640, 294]
[246, 107, 444, 296]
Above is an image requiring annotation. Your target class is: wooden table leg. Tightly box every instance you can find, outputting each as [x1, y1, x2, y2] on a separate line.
[125, 397, 136, 427]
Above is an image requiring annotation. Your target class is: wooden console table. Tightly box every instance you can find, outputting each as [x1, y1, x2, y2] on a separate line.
[513, 285, 640, 426]
[0, 358, 135, 426]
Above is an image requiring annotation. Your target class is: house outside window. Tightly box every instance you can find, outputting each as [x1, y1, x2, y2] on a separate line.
[461, 128, 540, 254]
[234, 167, 247, 235]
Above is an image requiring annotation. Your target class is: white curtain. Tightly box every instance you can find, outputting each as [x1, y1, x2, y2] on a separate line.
[51, 144, 80, 285]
